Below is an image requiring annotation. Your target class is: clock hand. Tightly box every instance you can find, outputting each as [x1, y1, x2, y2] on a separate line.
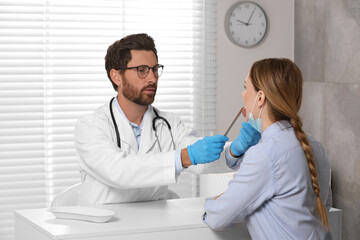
[236, 19, 248, 25]
[247, 10, 255, 24]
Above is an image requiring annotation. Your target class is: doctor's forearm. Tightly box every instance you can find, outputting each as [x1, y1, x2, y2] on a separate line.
[181, 148, 192, 168]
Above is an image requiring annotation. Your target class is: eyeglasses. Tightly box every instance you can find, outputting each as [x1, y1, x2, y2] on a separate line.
[118, 64, 164, 79]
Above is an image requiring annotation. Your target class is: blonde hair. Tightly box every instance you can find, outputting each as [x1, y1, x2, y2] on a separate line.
[249, 58, 330, 230]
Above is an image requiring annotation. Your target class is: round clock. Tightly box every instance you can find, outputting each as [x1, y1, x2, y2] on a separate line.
[225, 1, 268, 48]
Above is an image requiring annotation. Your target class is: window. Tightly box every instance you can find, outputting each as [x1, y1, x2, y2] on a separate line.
[0, 0, 216, 239]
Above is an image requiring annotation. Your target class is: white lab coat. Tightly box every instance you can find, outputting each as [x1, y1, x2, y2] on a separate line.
[75, 101, 230, 205]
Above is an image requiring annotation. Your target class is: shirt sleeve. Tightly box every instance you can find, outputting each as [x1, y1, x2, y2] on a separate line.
[175, 149, 185, 175]
[203, 147, 275, 230]
[225, 144, 244, 171]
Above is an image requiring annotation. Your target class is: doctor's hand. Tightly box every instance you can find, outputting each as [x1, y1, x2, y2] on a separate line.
[187, 135, 229, 165]
[230, 122, 261, 157]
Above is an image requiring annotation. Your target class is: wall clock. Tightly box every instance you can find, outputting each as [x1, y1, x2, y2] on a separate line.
[225, 1, 268, 48]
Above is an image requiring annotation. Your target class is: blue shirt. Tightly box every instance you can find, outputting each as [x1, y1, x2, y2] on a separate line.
[114, 98, 184, 174]
[204, 121, 332, 240]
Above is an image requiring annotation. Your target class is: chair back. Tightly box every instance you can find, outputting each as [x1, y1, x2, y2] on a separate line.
[51, 183, 82, 207]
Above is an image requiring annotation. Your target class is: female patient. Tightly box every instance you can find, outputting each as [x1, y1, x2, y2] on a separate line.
[204, 58, 333, 239]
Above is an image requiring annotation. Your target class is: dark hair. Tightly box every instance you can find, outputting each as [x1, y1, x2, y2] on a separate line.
[105, 33, 158, 91]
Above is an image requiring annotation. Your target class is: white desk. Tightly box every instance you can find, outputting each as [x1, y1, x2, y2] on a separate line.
[14, 198, 251, 240]
[14, 197, 342, 240]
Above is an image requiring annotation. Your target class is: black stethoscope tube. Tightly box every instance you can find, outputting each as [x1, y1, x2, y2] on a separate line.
[110, 97, 121, 148]
[109, 97, 175, 150]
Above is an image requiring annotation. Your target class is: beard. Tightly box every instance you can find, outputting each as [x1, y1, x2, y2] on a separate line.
[120, 75, 157, 106]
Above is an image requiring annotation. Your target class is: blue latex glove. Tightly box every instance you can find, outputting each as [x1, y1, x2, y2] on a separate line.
[187, 135, 229, 165]
[230, 122, 261, 157]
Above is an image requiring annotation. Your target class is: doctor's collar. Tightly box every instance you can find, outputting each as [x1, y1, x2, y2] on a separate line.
[113, 96, 150, 128]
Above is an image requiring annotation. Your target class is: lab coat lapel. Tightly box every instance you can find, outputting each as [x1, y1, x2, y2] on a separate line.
[111, 101, 139, 153]
[139, 106, 159, 154]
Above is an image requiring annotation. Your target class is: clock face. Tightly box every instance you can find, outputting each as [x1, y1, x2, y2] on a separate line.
[225, 2, 268, 48]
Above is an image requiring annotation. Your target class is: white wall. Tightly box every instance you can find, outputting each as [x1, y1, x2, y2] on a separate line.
[216, 0, 294, 140]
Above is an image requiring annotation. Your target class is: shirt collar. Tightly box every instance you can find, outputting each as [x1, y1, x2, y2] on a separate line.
[261, 120, 292, 142]
[113, 96, 147, 129]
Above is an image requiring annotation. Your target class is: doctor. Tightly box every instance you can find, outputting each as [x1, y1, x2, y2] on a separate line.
[74, 33, 230, 205]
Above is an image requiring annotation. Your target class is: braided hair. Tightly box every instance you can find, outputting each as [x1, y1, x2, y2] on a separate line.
[249, 58, 330, 229]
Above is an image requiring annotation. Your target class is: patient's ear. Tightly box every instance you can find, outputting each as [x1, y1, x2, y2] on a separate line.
[257, 90, 266, 107]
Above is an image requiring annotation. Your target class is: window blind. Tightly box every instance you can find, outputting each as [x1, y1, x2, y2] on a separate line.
[0, 2, 48, 239]
[0, 1, 216, 239]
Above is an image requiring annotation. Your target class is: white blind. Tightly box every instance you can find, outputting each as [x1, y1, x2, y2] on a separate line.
[0, 1, 216, 239]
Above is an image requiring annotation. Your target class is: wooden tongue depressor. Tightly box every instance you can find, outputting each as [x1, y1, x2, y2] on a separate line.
[224, 107, 246, 137]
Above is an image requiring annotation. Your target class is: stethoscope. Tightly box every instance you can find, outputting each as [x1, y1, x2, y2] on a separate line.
[109, 97, 176, 151]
